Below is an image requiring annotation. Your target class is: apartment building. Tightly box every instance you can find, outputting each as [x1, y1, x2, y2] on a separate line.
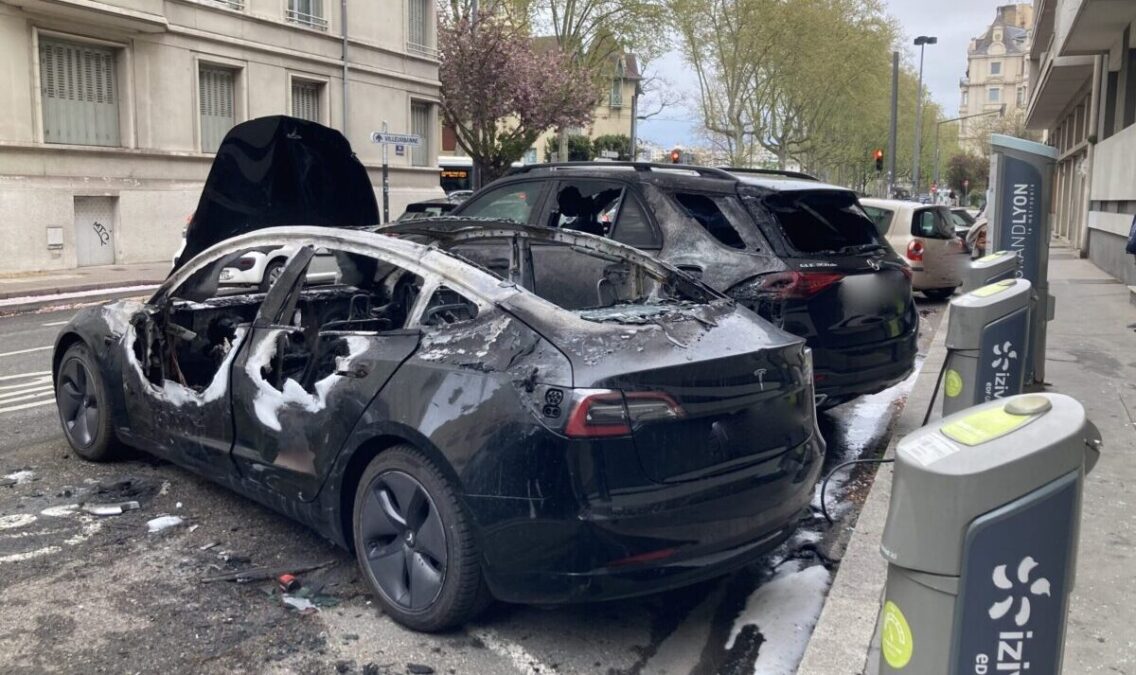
[0, 0, 442, 275]
[1026, 0, 1136, 284]
[959, 4, 1035, 153]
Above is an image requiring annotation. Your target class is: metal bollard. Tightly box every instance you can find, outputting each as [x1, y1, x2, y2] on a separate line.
[942, 278, 1032, 416]
[879, 393, 1100, 674]
[962, 250, 1019, 294]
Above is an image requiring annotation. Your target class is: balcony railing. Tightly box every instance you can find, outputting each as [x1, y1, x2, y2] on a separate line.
[206, 0, 244, 9]
[406, 41, 438, 59]
[286, 8, 328, 31]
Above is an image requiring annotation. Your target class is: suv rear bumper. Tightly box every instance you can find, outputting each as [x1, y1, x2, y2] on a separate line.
[811, 329, 918, 403]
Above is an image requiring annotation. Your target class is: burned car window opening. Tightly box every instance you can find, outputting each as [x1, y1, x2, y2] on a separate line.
[672, 192, 749, 250]
[763, 190, 886, 255]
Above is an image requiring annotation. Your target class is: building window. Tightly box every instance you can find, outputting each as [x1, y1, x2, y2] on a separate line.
[990, 61, 1002, 76]
[1017, 86, 1026, 107]
[407, 0, 431, 55]
[199, 66, 235, 153]
[291, 80, 323, 122]
[206, 0, 244, 9]
[286, 0, 327, 30]
[411, 101, 431, 167]
[610, 78, 623, 108]
[961, 91, 968, 107]
[39, 38, 120, 147]
[988, 87, 1001, 103]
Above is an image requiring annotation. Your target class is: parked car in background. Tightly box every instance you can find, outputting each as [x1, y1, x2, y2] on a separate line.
[859, 198, 969, 300]
[949, 207, 977, 239]
[447, 163, 919, 409]
[396, 197, 461, 222]
[53, 116, 825, 633]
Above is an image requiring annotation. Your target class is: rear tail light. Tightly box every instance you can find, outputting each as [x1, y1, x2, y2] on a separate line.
[235, 256, 257, 271]
[906, 240, 925, 262]
[564, 391, 684, 438]
[754, 271, 845, 300]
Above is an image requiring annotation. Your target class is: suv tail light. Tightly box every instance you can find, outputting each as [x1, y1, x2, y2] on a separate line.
[906, 240, 925, 262]
[234, 256, 257, 271]
[564, 391, 684, 438]
[755, 270, 845, 300]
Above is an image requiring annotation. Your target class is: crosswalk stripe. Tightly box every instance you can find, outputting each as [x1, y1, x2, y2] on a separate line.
[0, 346, 52, 358]
[0, 388, 53, 403]
[0, 377, 53, 392]
[0, 371, 50, 382]
[0, 399, 54, 414]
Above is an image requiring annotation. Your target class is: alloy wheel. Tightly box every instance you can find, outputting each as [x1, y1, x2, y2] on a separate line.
[58, 358, 98, 448]
[359, 470, 448, 611]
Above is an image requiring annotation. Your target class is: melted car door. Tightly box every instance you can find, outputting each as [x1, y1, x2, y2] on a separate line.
[120, 246, 314, 473]
[228, 249, 422, 502]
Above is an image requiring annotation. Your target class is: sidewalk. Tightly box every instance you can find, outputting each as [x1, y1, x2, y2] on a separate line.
[0, 262, 169, 313]
[799, 246, 1136, 674]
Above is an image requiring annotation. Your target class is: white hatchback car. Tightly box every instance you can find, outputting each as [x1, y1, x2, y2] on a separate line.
[859, 198, 969, 300]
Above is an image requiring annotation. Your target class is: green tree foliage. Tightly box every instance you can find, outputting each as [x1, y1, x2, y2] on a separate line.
[544, 134, 595, 161]
[592, 134, 631, 159]
[945, 152, 989, 196]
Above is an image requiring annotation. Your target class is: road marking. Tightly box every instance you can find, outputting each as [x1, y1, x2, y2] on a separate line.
[0, 399, 55, 414]
[0, 375, 52, 391]
[469, 629, 554, 675]
[0, 345, 52, 358]
[0, 370, 50, 382]
[0, 284, 158, 309]
[42, 320, 70, 326]
[0, 388, 53, 403]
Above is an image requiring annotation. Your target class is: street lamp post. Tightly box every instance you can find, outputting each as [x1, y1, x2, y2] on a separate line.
[912, 35, 937, 195]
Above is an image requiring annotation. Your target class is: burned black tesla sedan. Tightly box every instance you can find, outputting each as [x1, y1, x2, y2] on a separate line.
[51, 116, 823, 631]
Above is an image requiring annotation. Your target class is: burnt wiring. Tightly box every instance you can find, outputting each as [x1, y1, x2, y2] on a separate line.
[820, 457, 896, 525]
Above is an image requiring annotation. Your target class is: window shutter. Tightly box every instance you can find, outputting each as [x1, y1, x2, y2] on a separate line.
[408, 0, 428, 50]
[199, 67, 235, 153]
[39, 39, 120, 147]
[411, 102, 430, 167]
[292, 81, 321, 122]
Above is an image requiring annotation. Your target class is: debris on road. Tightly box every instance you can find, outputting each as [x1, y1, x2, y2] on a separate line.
[200, 559, 337, 583]
[282, 594, 318, 614]
[406, 664, 435, 675]
[278, 573, 301, 592]
[3, 470, 38, 485]
[199, 541, 220, 551]
[146, 515, 185, 533]
[81, 500, 140, 516]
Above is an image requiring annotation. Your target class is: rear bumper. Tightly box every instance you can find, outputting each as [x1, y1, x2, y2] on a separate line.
[812, 328, 918, 402]
[469, 433, 824, 605]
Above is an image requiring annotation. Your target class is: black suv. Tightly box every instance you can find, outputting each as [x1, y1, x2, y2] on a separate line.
[450, 163, 918, 407]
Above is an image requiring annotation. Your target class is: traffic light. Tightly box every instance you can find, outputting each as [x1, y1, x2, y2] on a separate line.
[669, 149, 681, 164]
[873, 149, 884, 172]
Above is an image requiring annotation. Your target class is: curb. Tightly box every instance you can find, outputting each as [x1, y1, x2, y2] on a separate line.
[0, 284, 160, 316]
[797, 306, 951, 675]
[0, 279, 164, 302]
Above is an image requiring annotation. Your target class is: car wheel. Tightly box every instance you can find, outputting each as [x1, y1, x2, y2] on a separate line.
[55, 343, 117, 461]
[923, 287, 956, 301]
[260, 259, 285, 293]
[352, 444, 489, 632]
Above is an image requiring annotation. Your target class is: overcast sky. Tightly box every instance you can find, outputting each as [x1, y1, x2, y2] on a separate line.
[638, 0, 1010, 149]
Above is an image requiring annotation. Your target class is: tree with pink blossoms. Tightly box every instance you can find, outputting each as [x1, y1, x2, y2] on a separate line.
[439, 17, 595, 185]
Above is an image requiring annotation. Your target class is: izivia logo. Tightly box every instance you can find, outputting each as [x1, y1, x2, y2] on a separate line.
[991, 341, 1018, 372]
[981, 556, 1051, 675]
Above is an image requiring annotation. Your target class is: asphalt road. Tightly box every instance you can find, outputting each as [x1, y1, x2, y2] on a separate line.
[0, 298, 946, 675]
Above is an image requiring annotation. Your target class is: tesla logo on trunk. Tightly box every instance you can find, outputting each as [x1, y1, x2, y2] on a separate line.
[753, 369, 767, 391]
[867, 258, 881, 271]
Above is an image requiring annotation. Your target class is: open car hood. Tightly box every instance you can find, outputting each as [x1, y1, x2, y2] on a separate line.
[174, 116, 378, 272]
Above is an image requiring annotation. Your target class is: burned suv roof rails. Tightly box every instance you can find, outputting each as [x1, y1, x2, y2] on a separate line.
[506, 161, 738, 181]
[718, 167, 820, 181]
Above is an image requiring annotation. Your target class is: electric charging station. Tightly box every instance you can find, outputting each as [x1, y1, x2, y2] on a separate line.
[962, 250, 1019, 294]
[878, 393, 1101, 674]
[986, 135, 1058, 386]
[942, 278, 1032, 416]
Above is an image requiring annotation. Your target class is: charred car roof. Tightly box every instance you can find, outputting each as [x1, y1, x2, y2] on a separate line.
[176, 116, 379, 271]
[501, 162, 849, 194]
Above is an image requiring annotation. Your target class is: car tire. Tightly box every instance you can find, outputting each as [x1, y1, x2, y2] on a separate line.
[352, 444, 489, 632]
[923, 287, 956, 301]
[55, 342, 118, 461]
[260, 259, 285, 293]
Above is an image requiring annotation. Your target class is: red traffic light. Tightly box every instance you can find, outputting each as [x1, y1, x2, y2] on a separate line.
[669, 149, 681, 163]
[873, 149, 883, 160]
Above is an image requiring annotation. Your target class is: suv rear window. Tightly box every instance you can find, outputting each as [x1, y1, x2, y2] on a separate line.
[764, 191, 885, 254]
[671, 192, 748, 249]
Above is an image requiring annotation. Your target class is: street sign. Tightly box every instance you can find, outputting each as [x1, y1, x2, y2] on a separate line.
[600, 150, 619, 159]
[371, 132, 421, 146]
